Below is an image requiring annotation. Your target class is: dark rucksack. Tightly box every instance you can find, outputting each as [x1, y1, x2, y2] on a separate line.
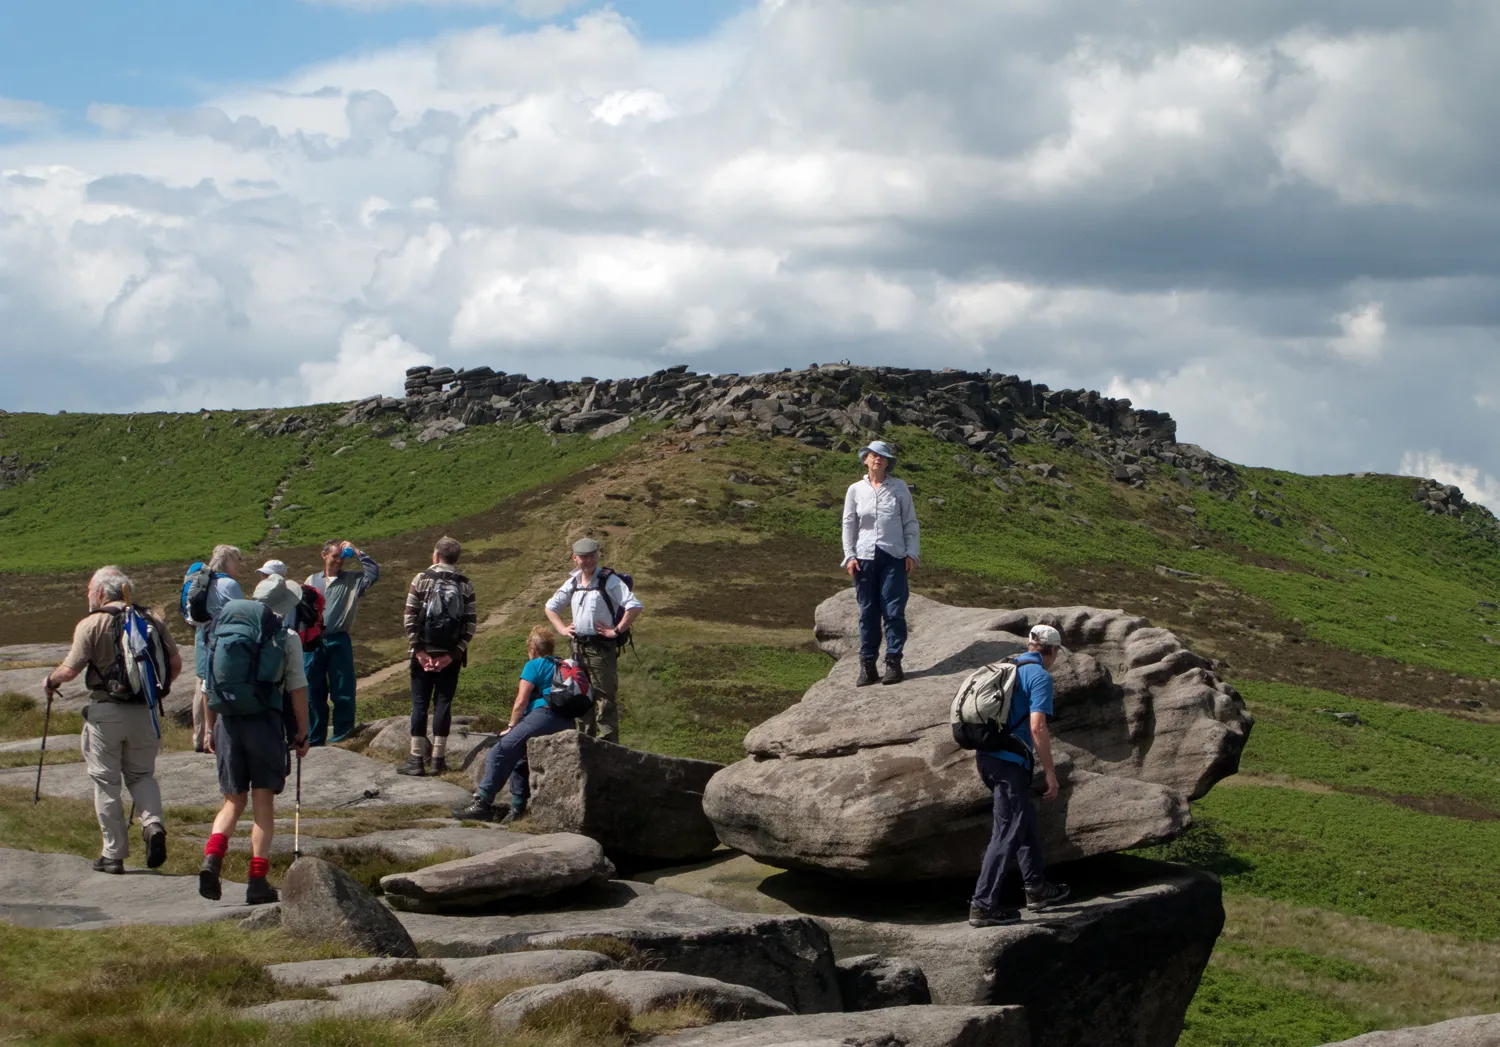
[180, 562, 220, 626]
[203, 599, 287, 717]
[418, 568, 468, 650]
[586, 567, 635, 650]
[545, 657, 594, 718]
[950, 656, 1033, 766]
[87, 606, 172, 707]
[294, 584, 325, 649]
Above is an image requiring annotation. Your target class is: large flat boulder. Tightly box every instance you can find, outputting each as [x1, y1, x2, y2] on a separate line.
[240, 980, 446, 1023]
[368, 719, 496, 770]
[490, 969, 790, 1030]
[0, 848, 252, 930]
[396, 879, 841, 1013]
[0, 733, 81, 753]
[526, 732, 724, 864]
[654, 1005, 1030, 1047]
[1318, 1015, 1500, 1047]
[217, 825, 514, 860]
[705, 592, 1251, 879]
[268, 950, 614, 988]
[280, 856, 419, 958]
[0, 745, 472, 809]
[380, 832, 615, 912]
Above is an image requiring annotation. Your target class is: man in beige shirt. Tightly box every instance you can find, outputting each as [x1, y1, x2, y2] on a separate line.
[44, 566, 183, 873]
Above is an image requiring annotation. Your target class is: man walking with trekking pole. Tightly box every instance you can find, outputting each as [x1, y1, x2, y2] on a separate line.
[198, 578, 311, 905]
[43, 566, 182, 873]
[545, 538, 641, 743]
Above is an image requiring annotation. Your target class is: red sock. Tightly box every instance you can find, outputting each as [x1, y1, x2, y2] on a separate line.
[204, 833, 229, 859]
[249, 856, 269, 879]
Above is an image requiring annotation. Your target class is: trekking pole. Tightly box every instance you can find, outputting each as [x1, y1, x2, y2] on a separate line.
[33, 689, 53, 804]
[294, 752, 302, 859]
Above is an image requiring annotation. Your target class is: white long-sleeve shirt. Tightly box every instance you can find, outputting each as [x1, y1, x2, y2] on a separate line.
[546, 569, 643, 637]
[842, 476, 920, 566]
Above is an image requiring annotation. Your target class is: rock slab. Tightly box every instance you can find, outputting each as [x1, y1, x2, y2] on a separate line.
[1318, 1014, 1500, 1047]
[490, 969, 791, 1030]
[268, 950, 614, 987]
[835, 954, 932, 1010]
[279, 856, 419, 958]
[240, 980, 446, 1023]
[526, 731, 724, 864]
[380, 832, 615, 912]
[654, 1005, 1029, 1047]
[397, 879, 841, 1014]
[705, 591, 1252, 879]
[0, 848, 252, 930]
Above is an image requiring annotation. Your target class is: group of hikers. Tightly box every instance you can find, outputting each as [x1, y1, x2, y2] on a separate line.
[40, 439, 1067, 924]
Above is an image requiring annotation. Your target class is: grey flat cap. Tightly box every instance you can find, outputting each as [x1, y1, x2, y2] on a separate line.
[572, 538, 601, 555]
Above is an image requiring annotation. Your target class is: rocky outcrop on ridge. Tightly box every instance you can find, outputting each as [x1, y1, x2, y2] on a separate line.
[704, 591, 1251, 879]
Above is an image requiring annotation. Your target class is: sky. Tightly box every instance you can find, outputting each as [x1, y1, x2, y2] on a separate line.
[1, 0, 1498, 508]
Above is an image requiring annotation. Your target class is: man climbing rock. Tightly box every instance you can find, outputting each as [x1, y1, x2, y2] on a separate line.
[969, 623, 1071, 927]
[398, 536, 477, 776]
[302, 540, 379, 744]
[44, 566, 182, 874]
[544, 537, 641, 742]
[198, 580, 310, 905]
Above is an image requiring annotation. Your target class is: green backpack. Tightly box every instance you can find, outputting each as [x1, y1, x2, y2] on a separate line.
[203, 599, 287, 716]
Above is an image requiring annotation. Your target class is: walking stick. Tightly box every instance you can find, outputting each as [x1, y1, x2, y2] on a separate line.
[294, 751, 302, 859]
[33, 688, 53, 804]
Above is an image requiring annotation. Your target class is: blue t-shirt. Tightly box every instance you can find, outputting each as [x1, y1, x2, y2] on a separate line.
[521, 657, 557, 712]
[994, 651, 1055, 768]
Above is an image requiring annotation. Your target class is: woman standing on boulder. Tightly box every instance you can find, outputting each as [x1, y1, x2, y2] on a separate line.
[841, 440, 920, 686]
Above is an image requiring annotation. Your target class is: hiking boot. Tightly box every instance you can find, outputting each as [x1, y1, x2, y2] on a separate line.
[856, 659, 880, 687]
[1025, 881, 1071, 911]
[881, 656, 905, 685]
[143, 824, 167, 869]
[968, 904, 1020, 928]
[452, 799, 501, 822]
[92, 856, 124, 875]
[245, 877, 279, 906]
[199, 853, 223, 901]
[501, 802, 526, 824]
[396, 755, 427, 776]
[430, 756, 447, 776]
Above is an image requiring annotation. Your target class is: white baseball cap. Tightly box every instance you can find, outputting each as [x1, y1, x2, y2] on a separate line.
[256, 559, 288, 577]
[1028, 624, 1063, 648]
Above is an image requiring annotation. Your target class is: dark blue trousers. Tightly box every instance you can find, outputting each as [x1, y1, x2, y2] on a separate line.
[476, 705, 574, 807]
[853, 547, 909, 660]
[971, 753, 1045, 912]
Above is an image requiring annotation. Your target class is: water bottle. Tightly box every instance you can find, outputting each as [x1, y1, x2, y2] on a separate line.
[340, 546, 356, 573]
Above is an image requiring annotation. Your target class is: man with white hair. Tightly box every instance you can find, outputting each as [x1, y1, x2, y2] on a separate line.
[968, 623, 1071, 927]
[43, 566, 183, 874]
[191, 545, 246, 752]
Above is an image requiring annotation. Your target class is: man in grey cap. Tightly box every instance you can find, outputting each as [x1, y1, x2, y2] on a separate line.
[544, 538, 642, 742]
[841, 439, 920, 686]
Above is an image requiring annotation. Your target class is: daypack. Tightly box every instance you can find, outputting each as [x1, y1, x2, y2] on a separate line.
[950, 657, 1032, 765]
[545, 657, 594, 718]
[582, 567, 635, 650]
[203, 599, 287, 717]
[294, 584, 325, 649]
[86, 606, 171, 708]
[180, 562, 219, 626]
[418, 568, 468, 650]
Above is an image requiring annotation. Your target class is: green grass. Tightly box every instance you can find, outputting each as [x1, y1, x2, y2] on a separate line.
[1, 691, 84, 739]
[1143, 786, 1500, 941]
[1178, 963, 1366, 1047]
[0, 410, 636, 572]
[1237, 682, 1500, 812]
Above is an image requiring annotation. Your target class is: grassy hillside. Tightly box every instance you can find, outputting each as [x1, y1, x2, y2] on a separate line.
[3, 394, 1499, 1047]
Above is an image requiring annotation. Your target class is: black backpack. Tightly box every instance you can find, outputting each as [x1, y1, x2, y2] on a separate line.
[180, 563, 220, 626]
[418, 568, 468, 650]
[586, 567, 635, 650]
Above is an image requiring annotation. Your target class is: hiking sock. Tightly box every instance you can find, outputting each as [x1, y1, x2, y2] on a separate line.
[409, 737, 426, 757]
[432, 736, 447, 760]
[205, 833, 229, 859]
[249, 856, 270, 879]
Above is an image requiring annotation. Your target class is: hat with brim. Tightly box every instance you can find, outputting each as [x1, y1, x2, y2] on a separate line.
[253, 575, 302, 620]
[857, 440, 896, 461]
[572, 538, 601, 556]
[256, 559, 288, 577]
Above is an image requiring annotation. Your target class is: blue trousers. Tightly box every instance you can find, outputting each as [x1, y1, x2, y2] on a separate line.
[853, 547, 909, 660]
[304, 632, 357, 745]
[476, 705, 574, 806]
[971, 754, 1045, 912]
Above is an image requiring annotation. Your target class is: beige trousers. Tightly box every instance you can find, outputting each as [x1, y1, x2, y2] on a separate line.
[191, 680, 209, 751]
[81, 700, 163, 860]
[571, 638, 620, 743]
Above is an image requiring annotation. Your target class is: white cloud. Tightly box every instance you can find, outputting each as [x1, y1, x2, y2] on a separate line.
[303, 0, 586, 16]
[301, 319, 435, 404]
[0, 97, 56, 129]
[1400, 451, 1500, 513]
[1332, 302, 1386, 360]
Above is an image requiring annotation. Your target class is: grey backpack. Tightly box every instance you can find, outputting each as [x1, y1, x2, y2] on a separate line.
[950, 658, 1027, 757]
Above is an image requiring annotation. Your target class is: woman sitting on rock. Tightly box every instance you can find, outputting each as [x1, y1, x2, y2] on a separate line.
[453, 625, 577, 823]
[841, 440, 920, 686]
